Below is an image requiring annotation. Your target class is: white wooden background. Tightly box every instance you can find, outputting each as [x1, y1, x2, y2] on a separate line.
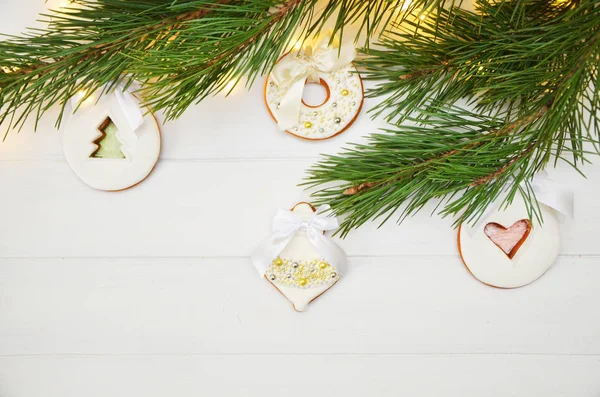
[1, 2, 599, 396]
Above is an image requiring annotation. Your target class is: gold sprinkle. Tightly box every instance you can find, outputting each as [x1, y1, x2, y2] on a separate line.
[304, 121, 313, 128]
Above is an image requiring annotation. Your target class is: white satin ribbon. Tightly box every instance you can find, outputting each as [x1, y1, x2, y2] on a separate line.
[470, 171, 574, 234]
[68, 84, 144, 133]
[270, 37, 356, 130]
[113, 87, 144, 133]
[530, 171, 574, 218]
[251, 204, 347, 276]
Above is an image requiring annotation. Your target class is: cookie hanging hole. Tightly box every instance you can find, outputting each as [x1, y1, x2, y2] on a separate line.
[90, 116, 126, 159]
[301, 79, 330, 108]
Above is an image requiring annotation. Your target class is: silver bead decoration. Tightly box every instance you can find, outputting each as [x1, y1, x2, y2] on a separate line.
[266, 59, 363, 139]
[266, 258, 338, 288]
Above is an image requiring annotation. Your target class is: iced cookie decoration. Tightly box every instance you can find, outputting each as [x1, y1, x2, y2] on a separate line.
[483, 219, 532, 259]
[63, 87, 161, 191]
[458, 194, 564, 289]
[265, 36, 364, 140]
[251, 203, 346, 311]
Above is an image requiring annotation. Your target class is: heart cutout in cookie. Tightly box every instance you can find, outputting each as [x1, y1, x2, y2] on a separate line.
[484, 220, 532, 259]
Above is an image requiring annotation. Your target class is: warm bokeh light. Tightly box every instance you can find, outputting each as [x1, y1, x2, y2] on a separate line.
[72, 89, 95, 108]
[398, 0, 413, 12]
[224, 80, 236, 92]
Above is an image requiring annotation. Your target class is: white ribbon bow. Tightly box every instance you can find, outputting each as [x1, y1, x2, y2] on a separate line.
[251, 204, 347, 276]
[68, 83, 144, 133]
[530, 171, 574, 218]
[270, 37, 356, 130]
[470, 171, 574, 234]
[113, 87, 144, 133]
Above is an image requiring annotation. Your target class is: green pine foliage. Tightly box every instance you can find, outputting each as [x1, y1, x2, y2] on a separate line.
[304, 0, 600, 236]
[1, 0, 598, 236]
[0, 0, 429, 132]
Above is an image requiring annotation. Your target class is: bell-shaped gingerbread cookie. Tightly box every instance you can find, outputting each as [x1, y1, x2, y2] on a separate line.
[251, 202, 345, 311]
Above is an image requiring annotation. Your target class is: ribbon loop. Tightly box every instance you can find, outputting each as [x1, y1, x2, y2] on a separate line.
[114, 87, 144, 133]
[251, 204, 346, 276]
[469, 171, 574, 234]
[530, 171, 574, 219]
[68, 83, 145, 133]
[270, 36, 356, 130]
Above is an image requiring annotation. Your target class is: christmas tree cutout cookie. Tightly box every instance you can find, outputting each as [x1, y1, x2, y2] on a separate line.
[62, 87, 161, 191]
[252, 202, 346, 312]
[90, 117, 126, 159]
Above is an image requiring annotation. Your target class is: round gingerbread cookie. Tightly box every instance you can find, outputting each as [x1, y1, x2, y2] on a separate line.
[264, 54, 364, 140]
[458, 195, 560, 288]
[62, 90, 161, 191]
[265, 202, 341, 312]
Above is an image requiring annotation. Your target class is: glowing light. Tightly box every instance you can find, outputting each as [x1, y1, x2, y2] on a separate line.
[72, 89, 95, 108]
[398, 0, 413, 11]
[419, 13, 427, 21]
[72, 90, 86, 103]
[292, 39, 303, 51]
[224, 80, 236, 92]
[0, 66, 18, 74]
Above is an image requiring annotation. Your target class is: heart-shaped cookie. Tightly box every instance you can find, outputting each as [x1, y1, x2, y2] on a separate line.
[484, 219, 532, 259]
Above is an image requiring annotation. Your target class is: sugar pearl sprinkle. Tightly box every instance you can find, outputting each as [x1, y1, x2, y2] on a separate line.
[267, 258, 340, 288]
[266, 55, 363, 140]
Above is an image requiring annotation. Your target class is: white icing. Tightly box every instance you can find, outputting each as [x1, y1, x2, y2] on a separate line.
[269, 203, 340, 311]
[62, 91, 161, 191]
[459, 196, 560, 288]
[265, 55, 363, 140]
[274, 284, 334, 312]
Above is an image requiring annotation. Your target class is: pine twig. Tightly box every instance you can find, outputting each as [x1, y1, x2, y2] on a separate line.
[305, 0, 600, 237]
[1, 0, 442, 132]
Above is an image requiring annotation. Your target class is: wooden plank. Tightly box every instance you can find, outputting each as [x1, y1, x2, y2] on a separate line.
[0, 0, 383, 162]
[1, 256, 598, 355]
[0, 354, 598, 397]
[4, 88, 600, 164]
[0, 161, 595, 257]
[0, 81, 383, 161]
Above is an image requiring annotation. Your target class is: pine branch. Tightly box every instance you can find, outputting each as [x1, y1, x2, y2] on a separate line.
[0, 0, 446, 134]
[305, 0, 600, 237]
[0, 0, 317, 131]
